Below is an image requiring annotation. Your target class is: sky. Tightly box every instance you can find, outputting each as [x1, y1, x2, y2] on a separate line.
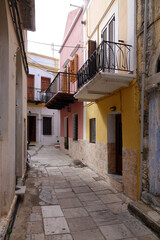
[27, 0, 84, 59]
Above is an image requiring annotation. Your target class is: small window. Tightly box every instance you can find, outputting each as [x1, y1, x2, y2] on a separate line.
[90, 118, 96, 143]
[43, 117, 52, 135]
[156, 57, 160, 73]
[73, 114, 78, 141]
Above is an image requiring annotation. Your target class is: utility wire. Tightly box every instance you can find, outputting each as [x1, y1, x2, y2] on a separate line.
[28, 56, 59, 75]
[27, 40, 85, 49]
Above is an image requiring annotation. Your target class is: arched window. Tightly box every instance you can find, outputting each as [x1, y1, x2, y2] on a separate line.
[156, 56, 160, 73]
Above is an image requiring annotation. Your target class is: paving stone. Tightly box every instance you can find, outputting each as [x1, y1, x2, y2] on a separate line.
[27, 221, 43, 234]
[94, 189, 113, 195]
[90, 185, 111, 191]
[39, 190, 59, 205]
[69, 181, 86, 187]
[26, 235, 31, 240]
[32, 206, 41, 213]
[138, 235, 159, 240]
[29, 213, 42, 222]
[56, 191, 76, 199]
[99, 223, 133, 240]
[63, 207, 89, 218]
[148, 211, 160, 222]
[41, 205, 64, 218]
[43, 217, 70, 235]
[71, 229, 105, 240]
[82, 200, 107, 212]
[54, 188, 73, 193]
[124, 219, 153, 237]
[99, 194, 122, 204]
[106, 202, 128, 214]
[72, 186, 92, 193]
[90, 210, 120, 226]
[31, 233, 45, 240]
[67, 216, 97, 232]
[54, 182, 71, 189]
[45, 234, 73, 240]
[77, 192, 99, 202]
[59, 198, 82, 208]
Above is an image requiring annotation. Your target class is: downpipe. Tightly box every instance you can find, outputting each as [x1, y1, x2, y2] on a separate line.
[140, 0, 148, 198]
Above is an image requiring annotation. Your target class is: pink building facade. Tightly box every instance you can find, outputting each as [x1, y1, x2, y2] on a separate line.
[59, 8, 84, 155]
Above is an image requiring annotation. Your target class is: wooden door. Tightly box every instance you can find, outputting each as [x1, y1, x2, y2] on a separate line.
[27, 116, 36, 142]
[88, 40, 96, 76]
[27, 74, 34, 101]
[116, 114, 122, 175]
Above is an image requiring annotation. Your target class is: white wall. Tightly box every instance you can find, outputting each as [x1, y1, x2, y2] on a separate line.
[27, 107, 60, 145]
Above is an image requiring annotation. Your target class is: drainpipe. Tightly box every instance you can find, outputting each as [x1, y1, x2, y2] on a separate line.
[140, 0, 148, 198]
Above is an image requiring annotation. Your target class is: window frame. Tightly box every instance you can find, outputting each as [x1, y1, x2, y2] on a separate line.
[90, 118, 96, 143]
[43, 116, 52, 136]
[73, 114, 78, 141]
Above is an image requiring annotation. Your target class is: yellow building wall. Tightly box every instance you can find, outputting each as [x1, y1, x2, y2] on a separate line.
[88, 0, 113, 37]
[118, 0, 128, 43]
[86, 82, 140, 200]
[86, 83, 140, 150]
[87, 0, 129, 44]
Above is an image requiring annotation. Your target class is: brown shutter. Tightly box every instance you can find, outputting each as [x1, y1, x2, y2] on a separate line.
[62, 70, 67, 93]
[27, 74, 34, 101]
[88, 40, 96, 57]
[41, 77, 50, 91]
[74, 54, 78, 73]
[70, 60, 74, 83]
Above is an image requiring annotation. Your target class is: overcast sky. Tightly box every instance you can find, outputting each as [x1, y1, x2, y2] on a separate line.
[27, 0, 84, 58]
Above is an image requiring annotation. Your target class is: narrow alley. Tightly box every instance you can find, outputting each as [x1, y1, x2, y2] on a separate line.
[9, 146, 158, 240]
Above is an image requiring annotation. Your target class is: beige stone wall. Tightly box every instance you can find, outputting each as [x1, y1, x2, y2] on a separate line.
[60, 136, 138, 199]
[123, 148, 138, 200]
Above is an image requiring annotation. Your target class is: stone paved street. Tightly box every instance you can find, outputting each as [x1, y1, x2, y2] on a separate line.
[10, 146, 159, 240]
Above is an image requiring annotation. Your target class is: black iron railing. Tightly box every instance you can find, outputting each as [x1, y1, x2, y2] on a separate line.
[77, 40, 132, 89]
[45, 72, 77, 103]
[27, 87, 46, 102]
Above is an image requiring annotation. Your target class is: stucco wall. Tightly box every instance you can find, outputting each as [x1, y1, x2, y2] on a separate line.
[0, 0, 28, 217]
[137, 0, 160, 195]
[60, 101, 83, 140]
[27, 105, 60, 145]
[60, 10, 83, 71]
[84, 82, 140, 200]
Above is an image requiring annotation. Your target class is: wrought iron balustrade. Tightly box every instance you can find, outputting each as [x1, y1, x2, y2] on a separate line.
[77, 40, 132, 89]
[45, 72, 78, 103]
[27, 87, 46, 102]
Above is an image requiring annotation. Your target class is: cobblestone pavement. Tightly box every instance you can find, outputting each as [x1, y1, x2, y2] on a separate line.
[10, 146, 159, 240]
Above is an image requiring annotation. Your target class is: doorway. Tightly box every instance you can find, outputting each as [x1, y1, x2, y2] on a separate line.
[107, 113, 122, 175]
[64, 117, 69, 149]
[115, 114, 122, 175]
[27, 116, 36, 142]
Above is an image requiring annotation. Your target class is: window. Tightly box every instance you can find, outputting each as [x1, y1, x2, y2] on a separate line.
[156, 57, 160, 73]
[41, 77, 50, 91]
[43, 117, 52, 135]
[90, 118, 96, 143]
[73, 114, 78, 141]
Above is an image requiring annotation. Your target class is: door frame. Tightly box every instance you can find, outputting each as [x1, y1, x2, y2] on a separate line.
[107, 112, 123, 175]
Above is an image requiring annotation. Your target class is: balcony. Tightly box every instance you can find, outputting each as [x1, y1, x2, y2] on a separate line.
[45, 72, 77, 109]
[27, 87, 46, 104]
[74, 40, 136, 101]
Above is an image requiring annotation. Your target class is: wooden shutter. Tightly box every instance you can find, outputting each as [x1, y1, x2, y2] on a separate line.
[27, 74, 34, 101]
[41, 77, 50, 91]
[62, 70, 67, 93]
[88, 40, 96, 58]
[74, 54, 78, 73]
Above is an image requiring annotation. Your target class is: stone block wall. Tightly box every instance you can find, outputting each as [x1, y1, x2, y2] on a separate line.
[123, 148, 138, 200]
